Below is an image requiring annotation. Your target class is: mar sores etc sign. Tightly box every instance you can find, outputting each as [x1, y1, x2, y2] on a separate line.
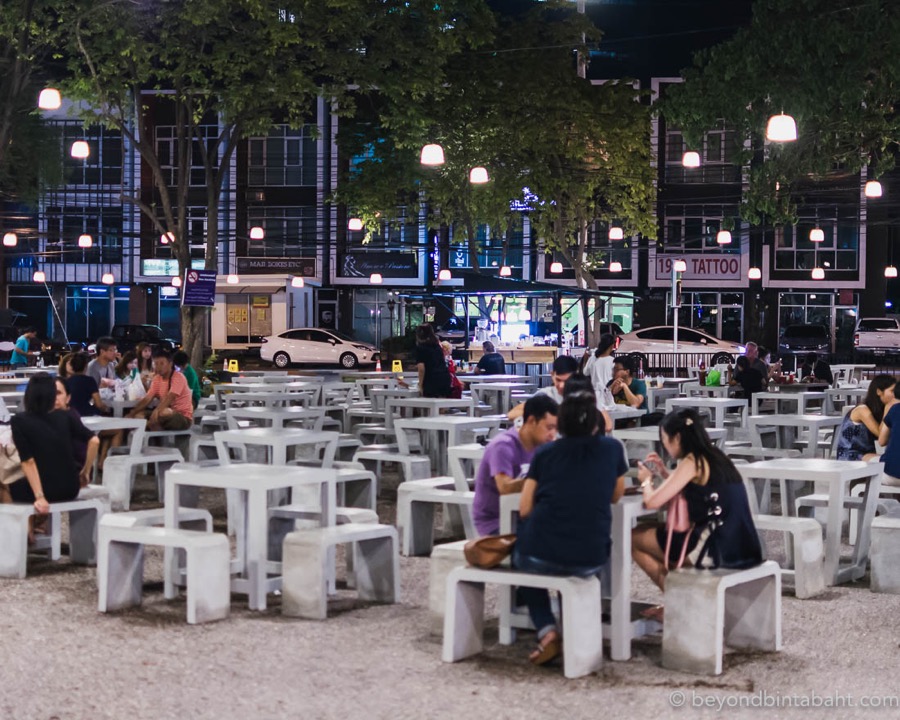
[655, 255, 742, 281]
[181, 269, 217, 307]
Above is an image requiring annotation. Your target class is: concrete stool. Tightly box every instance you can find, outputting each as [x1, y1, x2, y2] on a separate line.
[442, 566, 603, 679]
[97, 522, 230, 624]
[102, 447, 184, 510]
[281, 524, 399, 620]
[396, 477, 472, 556]
[753, 515, 825, 599]
[0, 490, 110, 578]
[353, 449, 432, 484]
[870, 516, 900, 593]
[797, 492, 900, 544]
[662, 560, 782, 675]
[428, 540, 469, 633]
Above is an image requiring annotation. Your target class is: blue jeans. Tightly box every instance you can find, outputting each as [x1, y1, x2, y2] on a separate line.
[511, 548, 605, 639]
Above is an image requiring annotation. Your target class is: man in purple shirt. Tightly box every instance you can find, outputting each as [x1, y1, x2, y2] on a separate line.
[473, 394, 559, 536]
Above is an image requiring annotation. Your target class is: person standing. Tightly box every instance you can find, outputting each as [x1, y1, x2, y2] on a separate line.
[87, 336, 119, 390]
[127, 349, 193, 430]
[414, 324, 452, 398]
[472, 394, 558, 536]
[588, 333, 618, 408]
[10, 327, 38, 368]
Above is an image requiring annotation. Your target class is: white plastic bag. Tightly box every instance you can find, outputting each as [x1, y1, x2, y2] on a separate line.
[127, 375, 147, 401]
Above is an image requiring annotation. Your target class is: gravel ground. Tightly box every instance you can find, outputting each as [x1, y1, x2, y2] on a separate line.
[2, 472, 900, 720]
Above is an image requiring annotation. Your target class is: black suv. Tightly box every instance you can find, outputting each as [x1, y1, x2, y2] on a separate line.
[109, 324, 180, 354]
[778, 323, 832, 359]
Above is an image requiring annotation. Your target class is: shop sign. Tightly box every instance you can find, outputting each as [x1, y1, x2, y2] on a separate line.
[654, 255, 742, 281]
[142, 258, 205, 276]
[339, 252, 418, 278]
[236, 257, 316, 275]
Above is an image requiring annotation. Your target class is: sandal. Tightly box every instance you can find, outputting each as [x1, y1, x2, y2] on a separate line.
[640, 605, 665, 622]
[529, 631, 561, 666]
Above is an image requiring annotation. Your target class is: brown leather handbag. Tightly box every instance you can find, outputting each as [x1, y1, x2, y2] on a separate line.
[463, 534, 517, 569]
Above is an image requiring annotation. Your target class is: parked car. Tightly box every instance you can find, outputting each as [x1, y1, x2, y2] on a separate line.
[854, 317, 900, 356]
[615, 325, 743, 365]
[260, 328, 379, 369]
[778, 323, 832, 359]
[109, 324, 180, 354]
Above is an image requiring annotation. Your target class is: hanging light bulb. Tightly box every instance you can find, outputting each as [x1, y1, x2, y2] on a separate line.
[811, 267, 825, 280]
[438, 269, 452, 281]
[226, 273, 239, 284]
[608, 226, 624, 241]
[766, 113, 797, 142]
[33, 270, 46, 283]
[716, 230, 732, 245]
[682, 151, 701, 168]
[468, 167, 489, 184]
[886, 266, 898, 279]
[369, 273, 383, 284]
[348, 218, 363, 231]
[249, 226, 265, 240]
[291, 276, 305, 288]
[550, 261, 563, 274]
[609, 261, 623, 273]
[101, 272, 115, 285]
[78, 234, 93, 248]
[160, 232, 175, 244]
[519, 309, 531, 321]
[171, 276, 182, 288]
[865, 180, 883, 198]
[420, 143, 445, 166]
[70, 141, 90, 159]
[748, 267, 762, 280]
[499, 265, 512, 277]
[2, 232, 16, 247]
[673, 259, 687, 273]
[506, 310, 519, 323]
[809, 227, 824, 242]
[38, 88, 61, 110]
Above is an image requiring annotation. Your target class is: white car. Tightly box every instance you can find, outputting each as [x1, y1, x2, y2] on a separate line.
[615, 325, 743, 364]
[260, 328, 379, 369]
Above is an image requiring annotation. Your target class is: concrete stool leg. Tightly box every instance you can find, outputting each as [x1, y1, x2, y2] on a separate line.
[102, 461, 134, 510]
[100, 541, 144, 612]
[790, 525, 826, 599]
[399, 499, 436, 556]
[442, 577, 486, 662]
[47, 513, 62, 561]
[0, 512, 31, 578]
[281, 538, 328, 620]
[428, 543, 468, 634]
[663, 577, 723, 674]
[69, 507, 100, 565]
[724, 575, 781, 653]
[354, 533, 398, 603]
[560, 579, 603, 679]
[185, 540, 231, 624]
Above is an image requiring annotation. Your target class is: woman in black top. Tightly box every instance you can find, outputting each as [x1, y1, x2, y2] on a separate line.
[8, 373, 99, 515]
[414, 324, 452, 398]
[513, 391, 627, 665]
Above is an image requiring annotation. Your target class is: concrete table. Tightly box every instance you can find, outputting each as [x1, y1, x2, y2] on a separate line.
[214, 428, 338, 467]
[614, 425, 727, 451]
[456, 374, 531, 386]
[751, 391, 826, 416]
[825, 386, 867, 415]
[738, 459, 882, 585]
[385, 396, 474, 430]
[395, 416, 500, 476]
[164, 462, 337, 611]
[225, 405, 326, 430]
[448, 443, 485, 491]
[108, 399, 140, 418]
[645, 386, 678, 412]
[747, 414, 842, 458]
[470, 382, 536, 414]
[680, 382, 733, 398]
[666, 397, 747, 429]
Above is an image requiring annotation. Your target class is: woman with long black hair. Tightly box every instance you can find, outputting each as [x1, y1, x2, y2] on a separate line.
[414, 324, 452, 398]
[632, 408, 762, 598]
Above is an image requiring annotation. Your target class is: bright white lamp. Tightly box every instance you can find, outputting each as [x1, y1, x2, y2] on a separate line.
[348, 218, 364, 231]
[682, 151, 701, 168]
[438, 269, 452, 281]
[33, 270, 46, 283]
[78, 234, 93, 248]
[420, 144, 445, 166]
[673, 259, 687, 273]
[608, 226, 624, 241]
[2, 232, 16, 247]
[38, 88, 61, 110]
[886, 266, 898, 279]
[369, 273, 383, 284]
[468, 167, 489, 184]
[226, 274, 239, 284]
[160, 232, 175, 244]
[766, 113, 797, 142]
[865, 180, 883, 198]
[748, 267, 762, 280]
[609, 261, 623, 272]
[716, 230, 732, 245]
[811, 267, 825, 280]
[809, 227, 824, 242]
[249, 226, 265, 240]
[499, 265, 512, 277]
[101, 272, 114, 285]
[550, 261, 563, 274]
[171, 276, 182, 287]
[70, 141, 90, 159]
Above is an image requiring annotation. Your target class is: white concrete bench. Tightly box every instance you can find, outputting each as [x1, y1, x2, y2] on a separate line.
[870, 515, 900, 593]
[753, 515, 825, 599]
[97, 523, 230, 625]
[397, 477, 474, 556]
[428, 540, 469, 633]
[0, 487, 110, 578]
[442, 565, 603, 679]
[281, 524, 399, 620]
[662, 560, 782, 675]
[98, 507, 213, 531]
[102, 447, 185, 510]
[353, 449, 432, 484]
[796, 491, 900, 545]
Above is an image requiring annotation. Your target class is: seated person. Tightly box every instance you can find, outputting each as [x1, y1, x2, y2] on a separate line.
[173, 350, 203, 408]
[126, 349, 194, 431]
[66, 352, 109, 417]
[472, 394, 558, 536]
[609, 356, 647, 410]
[507, 355, 579, 420]
[729, 355, 765, 400]
[837, 375, 895, 461]
[799, 352, 833, 385]
[474, 341, 506, 375]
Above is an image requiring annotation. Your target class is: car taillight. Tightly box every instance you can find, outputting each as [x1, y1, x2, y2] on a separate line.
[854, 333, 859, 347]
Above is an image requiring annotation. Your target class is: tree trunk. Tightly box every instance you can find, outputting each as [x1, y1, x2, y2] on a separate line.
[181, 304, 206, 369]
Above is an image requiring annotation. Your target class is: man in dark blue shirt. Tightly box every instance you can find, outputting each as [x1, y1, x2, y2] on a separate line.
[475, 341, 506, 375]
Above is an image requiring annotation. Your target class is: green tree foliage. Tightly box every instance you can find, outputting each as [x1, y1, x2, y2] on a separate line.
[663, 0, 900, 225]
[61, 0, 491, 362]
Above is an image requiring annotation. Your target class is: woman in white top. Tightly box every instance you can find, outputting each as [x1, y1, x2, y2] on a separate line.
[588, 333, 618, 408]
